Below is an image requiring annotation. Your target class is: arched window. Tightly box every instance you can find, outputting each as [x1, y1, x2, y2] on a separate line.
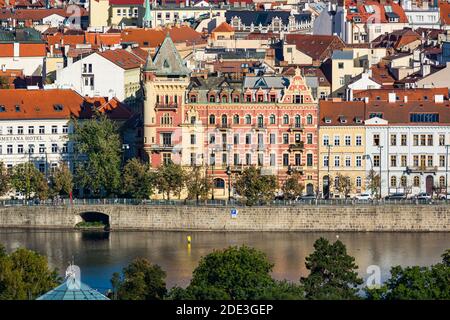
[356, 176, 362, 187]
[245, 114, 252, 124]
[209, 114, 216, 125]
[294, 114, 301, 127]
[307, 114, 313, 124]
[257, 114, 264, 127]
[390, 176, 397, 187]
[269, 114, 276, 125]
[214, 178, 225, 189]
[233, 114, 240, 124]
[413, 176, 420, 187]
[161, 113, 172, 125]
[221, 114, 228, 125]
[209, 94, 216, 103]
[440, 176, 445, 187]
[283, 114, 289, 125]
[401, 176, 407, 187]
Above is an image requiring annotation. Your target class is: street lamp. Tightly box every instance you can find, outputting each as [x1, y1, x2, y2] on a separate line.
[226, 144, 232, 202]
[378, 145, 383, 199]
[122, 143, 130, 167]
[211, 147, 216, 200]
[325, 144, 333, 199]
[446, 145, 450, 200]
[363, 154, 374, 197]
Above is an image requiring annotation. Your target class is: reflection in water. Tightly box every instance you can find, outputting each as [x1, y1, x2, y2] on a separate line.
[0, 229, 448, 294]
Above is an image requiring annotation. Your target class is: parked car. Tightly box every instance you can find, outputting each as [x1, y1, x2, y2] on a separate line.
[414, 192, 432, 200]
[438, 193, 450, 200]
[295, 194, 316, 202]
[354, 193, 373, 201]
[384, 193, 407, 200]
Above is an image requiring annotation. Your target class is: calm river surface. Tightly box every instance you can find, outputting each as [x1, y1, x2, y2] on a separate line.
[0, 229, 449, 294]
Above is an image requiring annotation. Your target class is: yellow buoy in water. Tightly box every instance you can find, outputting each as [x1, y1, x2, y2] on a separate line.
[187, 235, 192, 244]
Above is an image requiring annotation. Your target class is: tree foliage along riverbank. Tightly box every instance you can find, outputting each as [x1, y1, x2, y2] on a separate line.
[1, 239, 448, 300]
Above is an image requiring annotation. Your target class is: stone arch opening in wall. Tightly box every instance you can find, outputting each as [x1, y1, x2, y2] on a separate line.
[79, 211, 110, 229]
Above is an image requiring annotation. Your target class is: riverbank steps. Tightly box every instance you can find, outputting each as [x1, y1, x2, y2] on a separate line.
[0, 204, 449, 232]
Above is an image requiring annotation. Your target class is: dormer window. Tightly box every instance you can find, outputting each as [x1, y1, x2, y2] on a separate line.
[209, 95, 216, 103]
[163, 59, 170, 69]
[324, 117, 332, 124]
[339, 116, 347, 124]
[355, 117, 363, 124]
[53, 104, 63, 111]
[190, 95, 197, 103]
[0, 105, 5, 112]
[233, 95, 240, 103]
[353, 16, 361, 23]
[15, 105, 20, 112]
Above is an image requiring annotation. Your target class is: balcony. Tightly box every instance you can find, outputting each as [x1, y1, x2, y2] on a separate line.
[155, 103, 178, 110]
[150, 144, 174, 152]
[407, 165, 438, 174]
[288, 142, 304, 151]
[216, 123, 231, 131]
[231, 165, 244, 173]
[252, 124, 267, 131]
[288, 124, 304, 132]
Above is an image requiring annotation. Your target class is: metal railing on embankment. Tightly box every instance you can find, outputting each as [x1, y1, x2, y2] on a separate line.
[0, 198, 449, 207]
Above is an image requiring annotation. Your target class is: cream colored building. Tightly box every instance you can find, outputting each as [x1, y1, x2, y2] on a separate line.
[318, 101, 367, 198]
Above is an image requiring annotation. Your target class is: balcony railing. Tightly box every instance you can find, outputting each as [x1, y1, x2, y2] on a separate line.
[288, 124, 304, 132]
[409, 165, 438, 173]
[252, 124, 267, 131]
[216, 123, 231, 131]
[150, 144, 173, 151]
[155, 103, 178, 110]
[288, 142, 305, 151]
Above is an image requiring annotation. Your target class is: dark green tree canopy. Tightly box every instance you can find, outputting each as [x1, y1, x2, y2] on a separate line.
[122, 158, 154, 199]
[234, 167, 278, 205]
[301, 237, 363, 300]
[154, 162, 185, 200]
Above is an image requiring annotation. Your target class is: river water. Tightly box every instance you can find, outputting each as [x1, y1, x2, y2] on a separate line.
[0, 229, 449, 294]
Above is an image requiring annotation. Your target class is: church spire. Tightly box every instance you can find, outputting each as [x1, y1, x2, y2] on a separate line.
[143, 0, 152, 28]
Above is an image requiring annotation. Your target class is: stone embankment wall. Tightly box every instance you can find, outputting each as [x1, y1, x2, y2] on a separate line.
[0, 205, 449, 232]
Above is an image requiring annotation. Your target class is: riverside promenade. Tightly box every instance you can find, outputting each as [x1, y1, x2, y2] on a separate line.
[0, 199, 449, 232]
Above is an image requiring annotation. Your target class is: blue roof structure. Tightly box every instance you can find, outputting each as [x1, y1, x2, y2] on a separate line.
[37, 265, 109, 300]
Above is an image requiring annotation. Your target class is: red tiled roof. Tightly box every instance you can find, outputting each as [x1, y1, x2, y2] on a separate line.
[109, 0, 143, 4]
[98, 49, 145, 69]
[319, 100, 365, 126]
[18, 43, 46, 57]
[439, 0, 450, 25]
[0, 44, 14, 57]
[0, 89, 132, 120]
[284, 34, 345, 61]
[353, 88, 449, 101]
[121, 26, 203, 48]
[212, 22, 234, 33]
[346, 0, 408, 23]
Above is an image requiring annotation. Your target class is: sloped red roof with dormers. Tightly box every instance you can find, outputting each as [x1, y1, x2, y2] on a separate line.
[346, 0, 408, 23]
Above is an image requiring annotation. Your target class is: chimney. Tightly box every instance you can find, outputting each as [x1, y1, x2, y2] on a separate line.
[388, 92, 396, 103]
[364, 97, 369, 103]
[404, 95, 408, 103]
[435, 94, 444, 103]
[1, 64, 6, 72]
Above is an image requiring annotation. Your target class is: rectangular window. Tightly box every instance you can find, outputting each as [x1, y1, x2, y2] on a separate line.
[39, 126, 45, 134]
[234, 153, 239, 166]
[190, 153, 196, 166]
[52, 126, 57, 134]
[440, 155, 445, 167]
[439, 134, 445, 146]
[246, 134, 251, 145]
[283, 154, 289, 166]
[270, 154, 276, 166]
[401, 155, 407, 167]
[401, 134, 407, 146]
[62, 125, 68, 134]
[323, 135, 329, 146]
[373, 134, 380, 146]
[17, 144, 23, 154]
[162, 133, 172, 146]
[323, 155, 329, 167]
[413, 155, 419, 166]
[29, 144, 34, 154]
[210, 153, 216, 166]
[52, 144, 58, 153]
[334, 155, 340, 167]
[420, 135, 426, 146]
[234, 134, 239, 145]
[391, 155, 397, 167]
[427, 134, 433, 146]
[295, 154, 301, 166]
[356, 156, 362, 167]
[390, 134, 397, 146]
[246, 153, 251, 165]
[162, 153, 171, 165]
[28, 126, 34, 134]
[356, 136, 362, 146]
[222, 153, 228, 165]
[209, 134, 215, 144]
[190, 134, 196, 145]
[270, 134, 276, 144]
[258, 153, 264, 166]
[7, 145, 12, 154]
[18, 126, 23, 135]
[427, 155, 433, 167]
[334, 136, 340, 146]
[373, 155, 380, 167]
[345, 156, 351, 167]
[283, 134, 289, 144]
[307, 154, 313, 166]
[345, 135, 351, 146]
[39, 144, 45, 153]
[413, 135, 419, 146]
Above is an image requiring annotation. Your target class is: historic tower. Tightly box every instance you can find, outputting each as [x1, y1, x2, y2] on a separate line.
[143, 35, 190, 167]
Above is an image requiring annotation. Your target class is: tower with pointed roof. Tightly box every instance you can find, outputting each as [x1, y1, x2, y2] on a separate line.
[143, 0, 152, 28]
[143, 34, 191, 166]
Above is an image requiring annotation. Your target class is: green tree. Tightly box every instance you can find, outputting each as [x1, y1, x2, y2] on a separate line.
[442, 249, 450, 266]
[71, 114, 122, 196]
[366, 250, 450, 300]
[154, 162, 185, 200]
[110, 258, 167, 300]
[300, 237, 363, 300]
[0, 76, 9, 89]
[0, 161, 10, 197]
[281, 173, 304, 200]
[187, 246, 275, 300]
[367, 169, 380, 198]
[122, 158, 154, 199]
[185, 166, 211, 203]
[255, 280, 305, 300]
[49, 162, 73, 197]
[334, 173, 353, 198]
[10, 163, 48, 200]
[0, 245, 60, 300]
[234, 167, 278, 205]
